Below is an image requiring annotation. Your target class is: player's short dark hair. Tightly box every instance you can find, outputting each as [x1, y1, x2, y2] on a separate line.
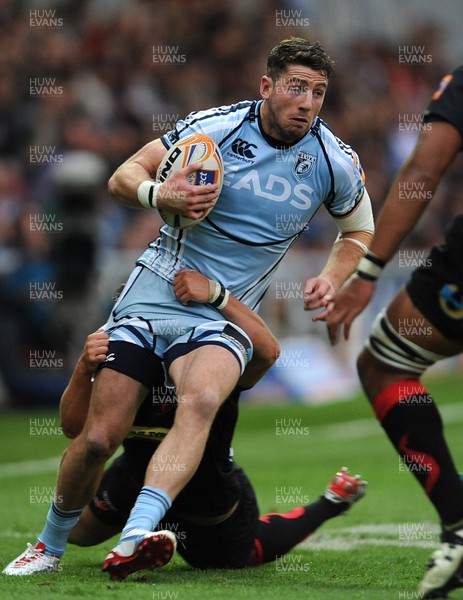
[266, 37, 335, 80]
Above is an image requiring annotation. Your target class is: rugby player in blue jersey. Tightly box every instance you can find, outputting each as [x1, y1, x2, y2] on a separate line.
[61, 273, 365, 574]
[4, 270, 366, 577]
[5, 38, 374, 578]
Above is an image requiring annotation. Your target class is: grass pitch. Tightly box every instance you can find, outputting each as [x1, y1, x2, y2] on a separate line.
[1, 372, 463, 599]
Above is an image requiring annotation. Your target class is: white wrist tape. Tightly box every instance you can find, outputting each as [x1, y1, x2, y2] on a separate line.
[216, 289, 230, 310]
[356, 251, 386, 282]
[137, 180, 161, 209]
[208, 280, 222, 304]
[209, 282, 230, 310]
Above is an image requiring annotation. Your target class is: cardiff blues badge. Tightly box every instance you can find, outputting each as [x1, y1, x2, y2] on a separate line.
[294, 151, 317, 180]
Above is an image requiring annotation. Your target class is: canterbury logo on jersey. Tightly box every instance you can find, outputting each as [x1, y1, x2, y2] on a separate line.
[228, 138, 258, 162]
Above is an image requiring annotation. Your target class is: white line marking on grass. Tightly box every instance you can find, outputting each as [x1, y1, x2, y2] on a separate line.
[303, 537, 437, 550]
[0, 448, 123, 478]
[1, 530, 37, 538]
[316, 418, 381, 440]
[0, 457, 61, 477]
[0, 524, 441, 549]
[337, 524, 438, 535]
[299, 523, 440, 551]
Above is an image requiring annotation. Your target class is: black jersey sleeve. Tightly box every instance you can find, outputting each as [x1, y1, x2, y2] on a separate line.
[423, 65, 463, 141]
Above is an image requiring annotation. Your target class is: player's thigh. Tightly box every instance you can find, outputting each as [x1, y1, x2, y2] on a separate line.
[386, 287, 463, 356]
[82, 368, 147, 446]
[169, 344, 241, 401]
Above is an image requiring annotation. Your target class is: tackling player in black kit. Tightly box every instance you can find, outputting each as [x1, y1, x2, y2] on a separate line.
[327, 65, 463, 599]
[60, 269, 366, 578]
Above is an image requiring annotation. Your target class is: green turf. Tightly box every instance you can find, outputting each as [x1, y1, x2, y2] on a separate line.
[1, 372, 463, 599]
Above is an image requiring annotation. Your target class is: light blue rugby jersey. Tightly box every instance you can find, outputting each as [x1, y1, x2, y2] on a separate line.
[137, 100, 365, 310]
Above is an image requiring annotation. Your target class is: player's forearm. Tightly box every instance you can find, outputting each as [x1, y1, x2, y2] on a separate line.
[108, 139, 166, 208]
[173, 269, 280, 387]
[59, 358, 93, 439]
[319, 231, 373, 291]
[217, 296, 280, 387]
[173, 268, 279, 355]
[221, 295, 280, 368]
[108, 161, 152, 208]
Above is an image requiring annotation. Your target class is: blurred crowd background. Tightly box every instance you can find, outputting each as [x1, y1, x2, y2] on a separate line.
[1, 0, 462, 406]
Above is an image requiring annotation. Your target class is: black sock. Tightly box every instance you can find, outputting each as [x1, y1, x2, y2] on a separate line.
[372, 380, 463, 527]
[251, 498, 345, 565]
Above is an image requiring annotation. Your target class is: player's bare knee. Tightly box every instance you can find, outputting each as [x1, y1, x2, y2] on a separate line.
[84, 440, 113, 465]
[179, 387, 222, 424]
[80, 433, 119, 465]
[192, 387, 222, 422]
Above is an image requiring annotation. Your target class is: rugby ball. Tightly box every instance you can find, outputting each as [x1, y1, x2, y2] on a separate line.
[156, 133, 223, 229]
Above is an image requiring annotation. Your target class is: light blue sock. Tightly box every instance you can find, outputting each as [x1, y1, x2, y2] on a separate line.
[37, 500, 83, 556]
[120, 486, 171, 540]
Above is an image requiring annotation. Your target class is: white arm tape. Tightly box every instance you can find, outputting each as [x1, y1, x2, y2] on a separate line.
[137, 180, 161, 209]
[338, 236, 369, 253]
[334, 188, 375, 235]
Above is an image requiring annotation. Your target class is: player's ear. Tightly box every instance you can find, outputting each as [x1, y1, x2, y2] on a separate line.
[260, 75, 273, 99]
